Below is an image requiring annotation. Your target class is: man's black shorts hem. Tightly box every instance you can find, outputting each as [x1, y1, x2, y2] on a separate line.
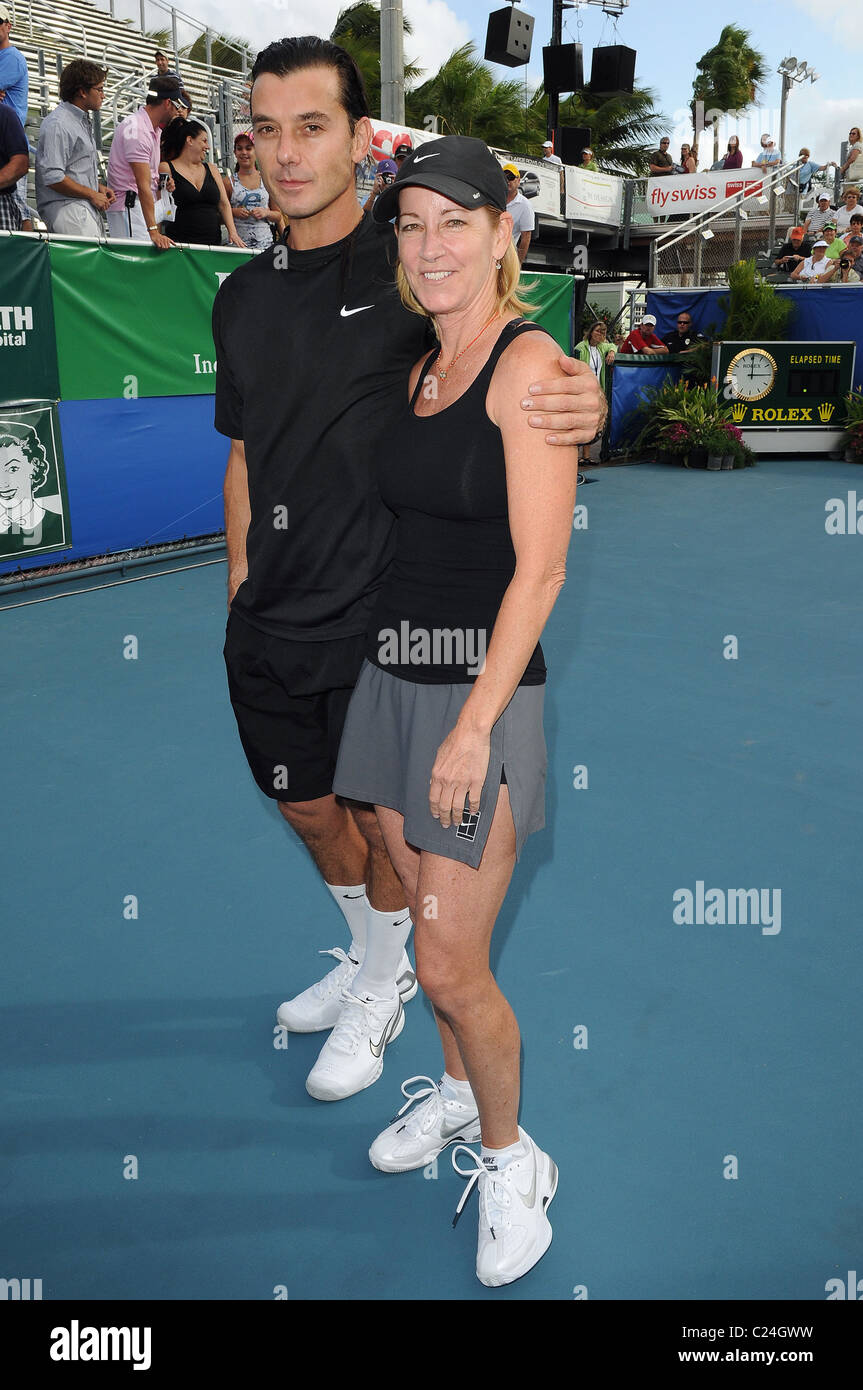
[223, 610, 366, 804]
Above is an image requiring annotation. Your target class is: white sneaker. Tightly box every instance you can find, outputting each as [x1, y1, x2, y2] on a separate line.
[369, 1076, 482, 1172]
[451, 1128, 558, 1287]
[305, 987, 405, 1101]
[277, 948, 417, 1033]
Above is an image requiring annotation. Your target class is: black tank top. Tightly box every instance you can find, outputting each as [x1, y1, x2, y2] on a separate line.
[366, 317, 551, 685]
[168, 161, 222, 245]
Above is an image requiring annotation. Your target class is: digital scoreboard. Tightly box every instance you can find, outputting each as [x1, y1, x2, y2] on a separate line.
[712, 341, 857, 453]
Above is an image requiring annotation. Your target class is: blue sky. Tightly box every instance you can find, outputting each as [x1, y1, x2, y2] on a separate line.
[170, 0, 860, 167]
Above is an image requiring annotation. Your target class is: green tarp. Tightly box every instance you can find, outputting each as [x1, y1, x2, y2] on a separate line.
[48, 239, 573, 401]
[49, 240, 254, 400]
[0, 238, 60, 404]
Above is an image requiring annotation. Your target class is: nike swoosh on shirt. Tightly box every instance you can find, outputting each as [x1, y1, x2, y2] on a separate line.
[340, 304, 374, 316]
[413, 153, 440, 162]
[369, 1002, 402, 1058]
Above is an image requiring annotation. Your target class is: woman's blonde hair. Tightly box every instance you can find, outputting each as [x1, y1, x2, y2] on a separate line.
[395, 206, 535, 324]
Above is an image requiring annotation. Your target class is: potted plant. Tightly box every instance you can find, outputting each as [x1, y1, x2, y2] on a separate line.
[704, 425, 728, 470]
[718, 419, 744, 469]
[842, 388, 863, 463]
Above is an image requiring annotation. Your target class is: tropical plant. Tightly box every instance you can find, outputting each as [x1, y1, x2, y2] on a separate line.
[557, 85, 667, 176]
[692, 25, 768, 163]
[332, 3, 422, 118]
[632, 379, 746, 461]
[183, 31, 255, 73]
[406, 44, 529, 147]
[720, 259, 794, 341]
[842, 387, 863, 460]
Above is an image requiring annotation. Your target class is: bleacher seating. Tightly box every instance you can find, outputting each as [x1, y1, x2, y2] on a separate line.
[10, 0, 249, 205]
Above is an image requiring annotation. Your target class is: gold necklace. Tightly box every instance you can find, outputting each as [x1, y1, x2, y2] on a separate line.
[437, 314, 499, 381]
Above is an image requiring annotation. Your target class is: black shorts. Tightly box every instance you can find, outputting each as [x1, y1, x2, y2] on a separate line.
[223, 610, 367, 803]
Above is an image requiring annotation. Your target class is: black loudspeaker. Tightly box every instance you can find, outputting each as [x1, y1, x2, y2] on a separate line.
[542, 42, 583, 95]
[589, 44, 636, 93]
[559, 126, 592, 166]
[484, 7, 534, 68]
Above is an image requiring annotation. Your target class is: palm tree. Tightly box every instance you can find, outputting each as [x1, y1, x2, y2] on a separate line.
[557, 86, 666, 176]
[331, 3, 422, 118]
[406, 44, 531, 148]
[692, 25, 767, 163]
[183, 31, 255, 74]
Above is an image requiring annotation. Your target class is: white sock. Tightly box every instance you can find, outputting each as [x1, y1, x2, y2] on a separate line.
[481, 1136, 527, 1173]
[440, 1072, 474, 1103]
[325, 882, 367, 960]
[352, 902, 413, 1000]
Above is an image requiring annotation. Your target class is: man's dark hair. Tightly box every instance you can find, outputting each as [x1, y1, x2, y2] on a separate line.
[161, 117, 208, 162]
[850, 213, 863, 224]
[250, 36, 370, 133]
[60, 59, 108, 104]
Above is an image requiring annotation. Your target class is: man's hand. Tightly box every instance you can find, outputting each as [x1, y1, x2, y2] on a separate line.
[103, 185, 116, 206]
[227, 571, 247, 610]
[521, 351, 607, 445]
[88, 189, 111, 211]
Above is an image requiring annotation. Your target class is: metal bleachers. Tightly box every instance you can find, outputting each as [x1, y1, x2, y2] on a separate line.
[10, 0, 250, 195]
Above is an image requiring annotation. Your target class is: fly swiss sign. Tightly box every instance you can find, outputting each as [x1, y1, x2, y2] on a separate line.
[647, 167, 764, 216]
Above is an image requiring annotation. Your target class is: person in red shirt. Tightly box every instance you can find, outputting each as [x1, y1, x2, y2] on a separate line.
[619, 314, 669, 355]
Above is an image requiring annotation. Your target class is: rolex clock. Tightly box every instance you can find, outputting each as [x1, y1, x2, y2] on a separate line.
[712, 341, 857, 453]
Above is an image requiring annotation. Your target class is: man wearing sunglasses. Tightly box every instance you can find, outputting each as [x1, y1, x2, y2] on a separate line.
[105, 75, 189, 245]
[662, 311, 704, 355]
[502, 161, 534, 266]
[36, 59, 116, 235]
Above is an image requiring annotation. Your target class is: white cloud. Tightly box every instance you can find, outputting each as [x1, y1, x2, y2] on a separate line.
[788, 3, 863, 46]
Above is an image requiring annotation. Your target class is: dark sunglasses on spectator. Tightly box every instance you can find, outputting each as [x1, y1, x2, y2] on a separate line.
[504, 172, 516, 181]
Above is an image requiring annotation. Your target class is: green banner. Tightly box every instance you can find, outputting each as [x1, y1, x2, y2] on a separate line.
[0, 401, 71, 561]
[523, 272, 574, 354]
[46, 238, 573, 401]
[48, 239, 254, 401]
[0, 238, 60, 404]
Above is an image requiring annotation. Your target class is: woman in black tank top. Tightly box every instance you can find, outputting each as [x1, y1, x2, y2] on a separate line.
[332, 136, 600, 1289]
[159, 119, 245, 247]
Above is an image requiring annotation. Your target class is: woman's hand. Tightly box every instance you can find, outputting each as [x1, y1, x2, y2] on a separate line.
[229, 232, 246, 248]
[250, 207, 268, 220]
[233, 206, 250, 219]
[429, 722, 491, 828]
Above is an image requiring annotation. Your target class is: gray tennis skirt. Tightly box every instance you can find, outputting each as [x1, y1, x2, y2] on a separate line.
[332, 660, 546, 869]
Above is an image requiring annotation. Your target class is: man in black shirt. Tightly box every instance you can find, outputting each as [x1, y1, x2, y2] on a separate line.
[214, 37, 605, 1103]
[767, 225, 812, 279]
[0, 99, 28, 230]
[662, 311, 704, 354]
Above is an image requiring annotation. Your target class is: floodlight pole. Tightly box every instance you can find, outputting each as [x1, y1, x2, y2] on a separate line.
[380, 0, 405, 123]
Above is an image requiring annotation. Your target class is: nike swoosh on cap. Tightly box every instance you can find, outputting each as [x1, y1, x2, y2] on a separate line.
[340, 304, 374, 316]
[413, 153, 440, 162]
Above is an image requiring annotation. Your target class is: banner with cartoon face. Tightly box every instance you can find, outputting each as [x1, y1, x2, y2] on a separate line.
[0, 402, 71, 561]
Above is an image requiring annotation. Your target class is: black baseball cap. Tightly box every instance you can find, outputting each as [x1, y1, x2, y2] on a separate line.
[372, 134, 508, 223]
[148, 76, 190, 108]
[394, 143, 412, 157]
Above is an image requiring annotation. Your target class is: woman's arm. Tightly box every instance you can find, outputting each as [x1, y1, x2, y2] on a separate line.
[428, 333, 578, 827]
[212, 163, 245, 247]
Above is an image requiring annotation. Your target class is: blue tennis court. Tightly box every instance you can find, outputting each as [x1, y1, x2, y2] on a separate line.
[1, 457, 860, 1301]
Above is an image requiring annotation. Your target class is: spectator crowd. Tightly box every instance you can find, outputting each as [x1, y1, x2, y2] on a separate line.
[0, 0, 860, 282]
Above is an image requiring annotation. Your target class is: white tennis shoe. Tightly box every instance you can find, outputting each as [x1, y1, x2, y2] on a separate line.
[369, 1075, 482, 1172]
[451, 1128, 558, 1287]
[305, 987, 405, 1101]
[277, 948, 416, 1032]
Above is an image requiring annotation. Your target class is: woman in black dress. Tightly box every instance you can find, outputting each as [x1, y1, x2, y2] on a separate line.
[159, 119, 244, 247]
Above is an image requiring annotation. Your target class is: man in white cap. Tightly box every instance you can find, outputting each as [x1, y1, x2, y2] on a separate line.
[541, 138, 562, 166]
[803, 193, 837, 242]
[754, 133, 782, 173]
[790, 239, 834, 283]
[619, 313, 669, 356]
